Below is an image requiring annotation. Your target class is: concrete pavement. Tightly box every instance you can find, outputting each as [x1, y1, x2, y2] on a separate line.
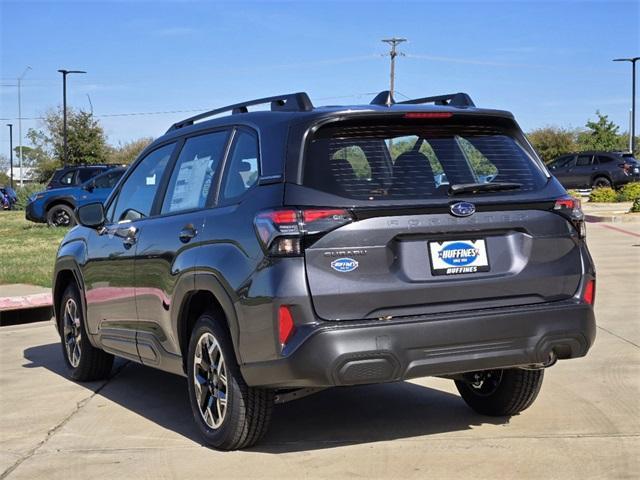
[0, 222, 638, 479]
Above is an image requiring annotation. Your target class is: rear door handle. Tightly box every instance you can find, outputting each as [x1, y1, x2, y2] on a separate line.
[179, 225, 197, 243]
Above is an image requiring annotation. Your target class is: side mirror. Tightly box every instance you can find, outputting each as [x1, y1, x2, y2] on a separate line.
[77, 202, 105, 228]
[84, 182, 95, 192]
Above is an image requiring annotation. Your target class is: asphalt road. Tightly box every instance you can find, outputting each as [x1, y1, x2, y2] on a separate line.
[1, 222, 638, 479]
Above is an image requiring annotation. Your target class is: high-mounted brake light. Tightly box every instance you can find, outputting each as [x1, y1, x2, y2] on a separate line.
[278, 305, 295, 345]
[403, 112, 453, 119]
[254, 208, 352, 256]
[583, 279, 595, 305]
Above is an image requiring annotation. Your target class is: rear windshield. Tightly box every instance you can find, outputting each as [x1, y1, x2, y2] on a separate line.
[303, 120, 547, 200]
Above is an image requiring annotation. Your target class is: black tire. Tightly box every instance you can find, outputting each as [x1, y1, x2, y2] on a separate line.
[455, 368, 544, 416]
[187, 313, 273, 450]
[59, 284, 114, 381]
[592, 176, 612, 189]
[47, 204, 77, 227]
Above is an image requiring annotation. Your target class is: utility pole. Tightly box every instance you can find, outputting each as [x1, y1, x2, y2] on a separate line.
[613, 57, 639, 153]
[6, 123, 13, 188]
[382, 37, 407, 106]
[17, 66, 31, 187]
[57, 69, 86, 165]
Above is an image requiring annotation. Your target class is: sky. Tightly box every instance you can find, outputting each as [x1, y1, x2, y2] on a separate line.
[1, 0, 639, 157]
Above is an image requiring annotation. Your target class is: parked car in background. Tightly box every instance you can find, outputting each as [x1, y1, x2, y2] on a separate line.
[53, 90, 595, 450]
[47, 164, 121, 190]
[548, 151, 640, 189]
[26, 167, 125, 226]
[0, 185, 18, 210]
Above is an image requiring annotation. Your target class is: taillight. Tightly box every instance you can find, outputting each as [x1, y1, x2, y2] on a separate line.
[553, 196, 586, 238]
[254, 208, 352, 256]
[583, 279, 595, 305]
[618, 163, 632, 174]
[278, 305, 295, 345]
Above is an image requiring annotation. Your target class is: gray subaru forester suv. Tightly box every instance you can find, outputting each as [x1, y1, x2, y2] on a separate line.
[53, 91, 596, 450]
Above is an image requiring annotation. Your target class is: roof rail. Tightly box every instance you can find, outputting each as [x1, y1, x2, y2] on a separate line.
[370, 91, 475, 108]
[167, 92, 314, 132]
[398, 92, 475, 108]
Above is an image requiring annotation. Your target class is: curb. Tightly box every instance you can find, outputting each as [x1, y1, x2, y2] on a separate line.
[585, 213, 640, 224]
[0, 292, 52, 312]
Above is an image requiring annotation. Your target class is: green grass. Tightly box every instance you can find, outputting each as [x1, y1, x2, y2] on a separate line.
[0, 211, 68, 288]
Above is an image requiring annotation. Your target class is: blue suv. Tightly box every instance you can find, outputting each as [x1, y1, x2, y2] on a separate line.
[26, 167, 125, 226]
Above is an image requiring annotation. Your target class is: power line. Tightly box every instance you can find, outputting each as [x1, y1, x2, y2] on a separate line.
[0, 92, 382, 122]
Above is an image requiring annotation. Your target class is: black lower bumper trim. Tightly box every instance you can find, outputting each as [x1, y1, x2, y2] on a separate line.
[241, 301, 596, 388]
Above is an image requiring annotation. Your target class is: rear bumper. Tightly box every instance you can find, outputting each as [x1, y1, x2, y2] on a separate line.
[240, 300, 596, 388]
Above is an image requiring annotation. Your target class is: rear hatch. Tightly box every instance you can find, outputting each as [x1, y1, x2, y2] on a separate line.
[288, 113, 584, 320]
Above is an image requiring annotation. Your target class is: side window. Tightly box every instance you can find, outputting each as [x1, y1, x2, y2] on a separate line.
[563, 156, 577, 168]
[78, 167, 102, 183]
[576, 154, 593, 167]
[597, 155, 613, 164]
[221, 130, 260, 202]
[60, 171, 75, 185]
[111, 144, 174, 222]
[94, 170, 123, 189]
[161, 131, 229, 214]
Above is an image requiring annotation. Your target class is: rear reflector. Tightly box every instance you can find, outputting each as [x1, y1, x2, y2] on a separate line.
[583, 279, 595, 305]
[404, 112, 453, 119]
[278, 305, 295, 345]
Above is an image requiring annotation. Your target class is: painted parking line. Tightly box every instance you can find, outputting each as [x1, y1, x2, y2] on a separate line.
[597, 223, 640, 238]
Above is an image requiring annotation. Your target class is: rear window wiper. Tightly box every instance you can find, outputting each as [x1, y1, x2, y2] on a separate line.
[448, 182, 522, 195]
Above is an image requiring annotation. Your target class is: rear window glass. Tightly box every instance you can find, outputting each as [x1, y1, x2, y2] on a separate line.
[303, 121, 546, 200]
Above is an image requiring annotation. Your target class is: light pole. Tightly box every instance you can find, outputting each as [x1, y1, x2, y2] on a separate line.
[613, 57, 639, 153]
[382, 37, 407, 106]
[6, 123, 13, 188]
[57, 69, 86, 165]
[17, 66, 31, 187]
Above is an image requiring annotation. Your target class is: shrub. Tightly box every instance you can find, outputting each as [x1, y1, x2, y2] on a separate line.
[566, 189, 582, 198]
[588, 186, 618, 203]
[14, 183, 47, 210]
[631, 198, 640, 213]
[618, 182, 640, 202]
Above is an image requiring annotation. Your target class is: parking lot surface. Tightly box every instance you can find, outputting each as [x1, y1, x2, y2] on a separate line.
[1, 222, 638, 479]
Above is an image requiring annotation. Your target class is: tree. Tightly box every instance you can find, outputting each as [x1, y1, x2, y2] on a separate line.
[527, 126, 578, 164]
[108, 137, 154, 165]
[27, 107, 109, 165]
[0, 154, 10, 185]
[26, 107, 109, 181]
[577, 111, 626, 152]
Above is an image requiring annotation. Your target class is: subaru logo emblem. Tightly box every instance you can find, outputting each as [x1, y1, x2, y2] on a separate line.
[450, 202, 476, 217]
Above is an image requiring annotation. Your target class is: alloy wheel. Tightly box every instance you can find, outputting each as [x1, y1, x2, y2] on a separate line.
[62, 298, 82, 367]
[53, 209, 71, 227]
[193, 332, 228, 429]
[466, 369, 503, 396]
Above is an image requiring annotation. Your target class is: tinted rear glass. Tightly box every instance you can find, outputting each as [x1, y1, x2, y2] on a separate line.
[303, 121, 547, 200]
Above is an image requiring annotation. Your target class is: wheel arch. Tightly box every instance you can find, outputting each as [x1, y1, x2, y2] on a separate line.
[175, 273, 242, 374]
[52, 242, 89, 340]
[45, 197, 77, 214]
